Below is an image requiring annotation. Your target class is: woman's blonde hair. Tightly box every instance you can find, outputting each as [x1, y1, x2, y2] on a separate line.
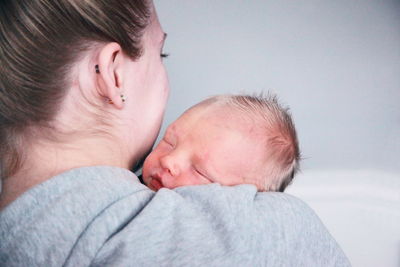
[0, 0, 151, 179]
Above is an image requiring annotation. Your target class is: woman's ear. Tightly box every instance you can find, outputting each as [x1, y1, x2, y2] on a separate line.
[95, 42, 125, 109]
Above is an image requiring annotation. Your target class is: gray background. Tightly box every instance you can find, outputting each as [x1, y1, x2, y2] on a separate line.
[154, 0, 400, 173]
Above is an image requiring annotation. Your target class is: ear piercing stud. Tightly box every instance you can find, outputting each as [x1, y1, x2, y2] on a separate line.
[107, 95, 126, 104]
[96, 65, 126, 103]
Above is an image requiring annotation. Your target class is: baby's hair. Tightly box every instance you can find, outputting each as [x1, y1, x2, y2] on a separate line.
[199, 93, 300, 192]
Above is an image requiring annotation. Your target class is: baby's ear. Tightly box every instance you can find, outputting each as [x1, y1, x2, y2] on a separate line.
[95, 42, 125, 109]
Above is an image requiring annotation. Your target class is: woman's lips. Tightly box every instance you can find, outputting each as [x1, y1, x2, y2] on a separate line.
[149, 176, 163, 191]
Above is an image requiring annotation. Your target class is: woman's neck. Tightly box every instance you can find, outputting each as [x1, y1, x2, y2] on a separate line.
[0, 136, 130, 210]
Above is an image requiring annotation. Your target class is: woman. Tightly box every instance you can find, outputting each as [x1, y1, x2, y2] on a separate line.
[0, 0, 350, 266]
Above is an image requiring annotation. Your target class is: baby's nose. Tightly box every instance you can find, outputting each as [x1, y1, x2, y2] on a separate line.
[160, 154, 180, 177]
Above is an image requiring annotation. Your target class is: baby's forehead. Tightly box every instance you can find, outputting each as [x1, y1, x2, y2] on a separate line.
[200, 105, 266, 134]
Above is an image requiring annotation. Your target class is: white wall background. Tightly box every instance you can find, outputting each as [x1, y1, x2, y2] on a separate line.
[154, 0, 400, 173]
[154, 1, 400, 266]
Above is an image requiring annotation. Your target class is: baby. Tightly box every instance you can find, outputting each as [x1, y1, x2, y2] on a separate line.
[142, 94, 300, 192]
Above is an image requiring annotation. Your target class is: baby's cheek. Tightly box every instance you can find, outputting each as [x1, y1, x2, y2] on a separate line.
[190, 172, 212, 186]
[142, 156, 157, 179]
[171, 173, 197, 188]
[199, 149, 210, 163]
[163, 179, 181, 190]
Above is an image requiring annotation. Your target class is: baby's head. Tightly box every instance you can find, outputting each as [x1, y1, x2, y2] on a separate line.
[143, 94, 300, 192]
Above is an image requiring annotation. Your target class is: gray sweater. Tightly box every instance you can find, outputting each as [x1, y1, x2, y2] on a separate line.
[0, 166, 350, 266]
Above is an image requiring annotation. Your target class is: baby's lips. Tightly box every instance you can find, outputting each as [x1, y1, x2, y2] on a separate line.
[149, 176, 163, 191]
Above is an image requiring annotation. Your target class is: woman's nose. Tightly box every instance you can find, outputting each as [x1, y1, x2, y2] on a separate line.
[160, 154, 181, 177]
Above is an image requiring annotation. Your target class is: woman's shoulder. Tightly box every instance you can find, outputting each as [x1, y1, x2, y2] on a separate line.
[0, 167, 350, 266]
[0, 166, 147, 220]
[0, 166, 150, 266]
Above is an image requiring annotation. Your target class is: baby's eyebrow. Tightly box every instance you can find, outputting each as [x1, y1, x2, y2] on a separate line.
[166, 124, 178, 136]
[164, 126, 177, 141]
